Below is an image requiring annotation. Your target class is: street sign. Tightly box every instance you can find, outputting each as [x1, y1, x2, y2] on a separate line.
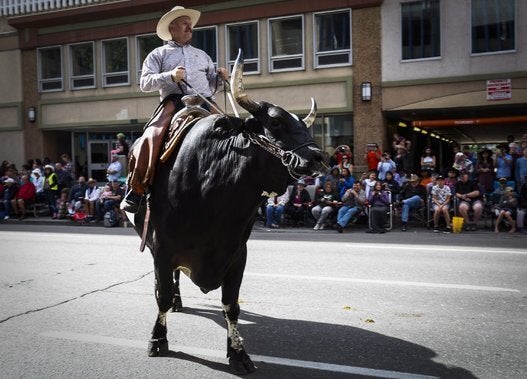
[487, 79, 511, 101]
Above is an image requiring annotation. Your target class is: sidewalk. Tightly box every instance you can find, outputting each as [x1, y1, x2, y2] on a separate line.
[0, 215, 132, 228]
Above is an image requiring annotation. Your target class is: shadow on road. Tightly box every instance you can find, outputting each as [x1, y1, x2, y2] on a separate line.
[160, 305, 477, 378]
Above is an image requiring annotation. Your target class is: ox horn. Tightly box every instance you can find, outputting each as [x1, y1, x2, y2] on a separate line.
[230, 49, 259, 113]
[302, 98, 317, 128]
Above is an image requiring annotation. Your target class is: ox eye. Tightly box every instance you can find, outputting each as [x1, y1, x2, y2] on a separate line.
[270, 119, 280, 127]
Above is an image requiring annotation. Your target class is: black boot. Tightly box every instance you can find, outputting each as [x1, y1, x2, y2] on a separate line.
[120, 191, 144, 213]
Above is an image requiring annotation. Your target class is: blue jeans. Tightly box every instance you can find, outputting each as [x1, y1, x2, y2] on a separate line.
[336, 205, 360, 227]
[266, 205, 285, 226]
[401, 195, 423, 223]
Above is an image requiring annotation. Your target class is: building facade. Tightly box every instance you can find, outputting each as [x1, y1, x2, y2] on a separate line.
[0, 0, 525, 179]
[0, 0, 383, 180]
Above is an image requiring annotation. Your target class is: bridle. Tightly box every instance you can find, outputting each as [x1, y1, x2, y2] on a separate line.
[243, 131, 320, 180]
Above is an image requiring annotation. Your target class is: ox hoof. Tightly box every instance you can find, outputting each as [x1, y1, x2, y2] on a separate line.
[171, 297, 183, 312]
[228, 349, 256, 374]
[148, 338, 169, 357]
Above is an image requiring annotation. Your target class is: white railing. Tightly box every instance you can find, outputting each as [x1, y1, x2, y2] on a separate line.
[0, 0, 117, 17]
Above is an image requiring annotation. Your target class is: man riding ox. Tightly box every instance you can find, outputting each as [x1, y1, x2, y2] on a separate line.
[121, 5, 227, 213]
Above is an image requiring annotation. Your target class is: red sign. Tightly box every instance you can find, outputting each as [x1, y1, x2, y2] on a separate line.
[487, 79, 511, 101]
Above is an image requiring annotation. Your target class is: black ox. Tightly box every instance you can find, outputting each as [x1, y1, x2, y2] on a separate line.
[130, 51, 327, 374]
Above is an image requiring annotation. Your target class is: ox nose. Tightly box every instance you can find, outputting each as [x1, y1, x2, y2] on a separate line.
[310, 149, 329, 174]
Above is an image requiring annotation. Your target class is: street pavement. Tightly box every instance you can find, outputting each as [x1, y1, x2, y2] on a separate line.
[0, 223, 526, 378]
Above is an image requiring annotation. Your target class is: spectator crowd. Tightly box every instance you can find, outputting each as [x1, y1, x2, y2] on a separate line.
[1, 152, 126, 226]
[2, 134, 527, 234]
[262, 135, 527, 234]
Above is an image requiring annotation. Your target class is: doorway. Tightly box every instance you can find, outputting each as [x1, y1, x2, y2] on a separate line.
[88, 141, 110, 182]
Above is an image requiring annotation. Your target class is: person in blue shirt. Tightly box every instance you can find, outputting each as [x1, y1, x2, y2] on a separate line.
[515, 147, 527, 191]
[495, 144, 513, 181]
[337, 167, 354, 198]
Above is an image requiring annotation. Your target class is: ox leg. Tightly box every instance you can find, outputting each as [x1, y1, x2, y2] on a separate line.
[171, 269, 183, 312]
[221, 251, 256, 374]
[149, 263, 173, 357]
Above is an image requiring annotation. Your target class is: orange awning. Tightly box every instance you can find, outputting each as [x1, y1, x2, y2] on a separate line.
[412, 115, 527, 128]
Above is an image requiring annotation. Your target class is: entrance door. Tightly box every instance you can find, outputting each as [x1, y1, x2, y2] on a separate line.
[88, 141, 110, 182]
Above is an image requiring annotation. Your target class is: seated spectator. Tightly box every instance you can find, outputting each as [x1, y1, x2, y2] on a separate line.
[312, 181, 340, 230]
[445, 168, 458, 193]
[491, 177, 509, 205]
[399, 173, 427, 231]
[362, 171, 377, 198]
[285, 179, 312, 226]
[455, 171, 484, 231]
[11, 175, 36, 220]
[68, 176, 88, 215]
[96, 181, 124, 222]
[31, 168, 45, 202]
[84, 178, 101, 220]
[431, 175, 452, 232]
[337, 167, 354, 198]
[382, 171, 400, 202]
[426, 172, 439, 193]
[494, 187, 517, 233]
[265, 190, 288, 228]
[322, 165, 341, 190]
[1, 177, 19, 220]
[516, 179, 527, 233]
[419, 169, 433, 188]
[56, 189, 70, 219]
[367, 181, 391, 234]
[333, 181, 366, 233]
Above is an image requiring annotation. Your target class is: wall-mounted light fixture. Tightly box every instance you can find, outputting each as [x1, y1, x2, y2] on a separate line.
[361, 82, 372, 101]
[398, 122, 407, 127]
[27, 106, 36, 123]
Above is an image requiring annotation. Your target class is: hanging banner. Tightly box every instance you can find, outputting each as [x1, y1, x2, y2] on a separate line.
[487, 79, 511, 101]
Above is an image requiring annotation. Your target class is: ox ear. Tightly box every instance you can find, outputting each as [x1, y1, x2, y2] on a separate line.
[302, 98, 317, 128]
[230, 49, 260, 113]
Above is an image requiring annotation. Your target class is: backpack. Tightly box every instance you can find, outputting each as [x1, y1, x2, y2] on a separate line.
[103, 209, 119, 227]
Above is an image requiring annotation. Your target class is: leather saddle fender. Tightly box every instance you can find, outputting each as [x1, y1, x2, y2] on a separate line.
[160, 95, 211, 163]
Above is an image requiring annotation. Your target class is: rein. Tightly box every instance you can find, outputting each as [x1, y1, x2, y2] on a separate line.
[242, 131, 317, 180]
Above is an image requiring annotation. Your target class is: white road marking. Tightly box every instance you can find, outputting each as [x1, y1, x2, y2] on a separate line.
[40, 331, 438, 379]
[340, 243, 527, 255]
[244, 272, 520, 293]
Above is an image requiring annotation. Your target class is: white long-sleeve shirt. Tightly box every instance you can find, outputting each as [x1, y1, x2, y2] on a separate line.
[85, 186, 101, 202]
[140, 41, 222, 100]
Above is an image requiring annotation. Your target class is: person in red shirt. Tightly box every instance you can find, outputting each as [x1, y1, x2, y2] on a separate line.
[11, 175, 36, 220]
[364, 143, 382, 172]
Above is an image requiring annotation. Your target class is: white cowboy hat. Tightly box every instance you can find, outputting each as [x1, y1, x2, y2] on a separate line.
[156, 6, 201, 41]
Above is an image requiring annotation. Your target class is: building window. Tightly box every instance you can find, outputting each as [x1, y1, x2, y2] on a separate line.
[136, 34, 162, 82]
[269, 15, 304, 72]
[37, 46, 63, 92]
[401, 0, 440, 60]
[102, 38, 129, 87]
[312, 114, 353, 154]
[70, 42, 95, 89]
[314, 9, 351, 68]
[193, 26, 218, 65]
[472, 0, 515, 54]
[226, 21, 259, 74]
